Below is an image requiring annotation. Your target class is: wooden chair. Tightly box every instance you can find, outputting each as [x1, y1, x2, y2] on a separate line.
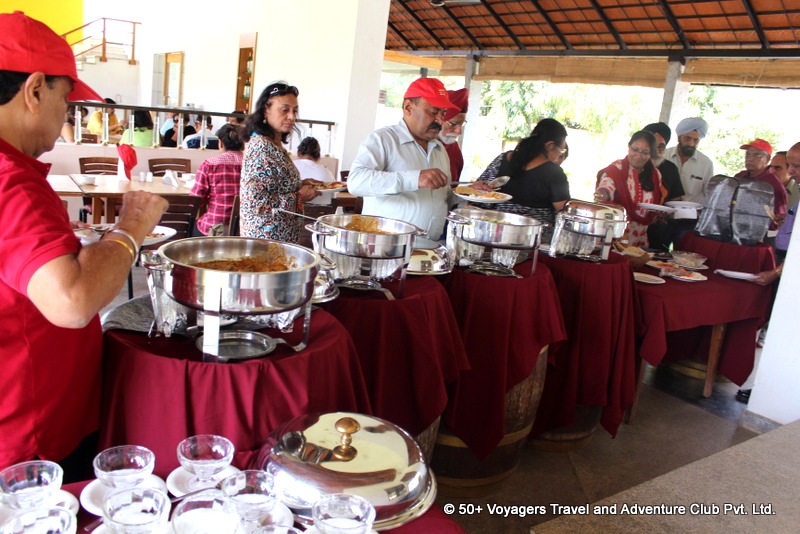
[332, 194, 363, 214]
[80, 132, 99, 144]
[227, 195, 241, 237]
[78, 157, 118, 222]
[148, 158, 191, 177]
[340, 170, 350, 181]
[128, 194, 203, 299]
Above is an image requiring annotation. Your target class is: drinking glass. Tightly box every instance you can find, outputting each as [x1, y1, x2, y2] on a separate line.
[0, 507, 75, 534]
[171, 490, 239, 534]
[102, 487, 169, 534]
[177, 435, 235, 491]
[0, 461, 63, 510]
[93, 445, 155, 490]
[311, 494, 375, 534]
[219, 470, 288, 533]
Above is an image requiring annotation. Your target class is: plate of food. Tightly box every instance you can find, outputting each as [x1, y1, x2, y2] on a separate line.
[453, 185, 512, 204]
[634, 272, 665, 284]
[143, 225, 177, 246]
[312, 181, 348, 192]
[715, 269, 758, 281]
[638, 202, 675, 214]
[668, 270, 707, 282]
[646, 260, 674, 270]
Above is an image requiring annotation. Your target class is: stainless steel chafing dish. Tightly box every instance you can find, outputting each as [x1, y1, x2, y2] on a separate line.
[550, 200, 627, 260]
[158, 237, 321, 315]
[447, 208, 543, 250]
[307, 214, 422, 259]
[253, 412, 436, 530]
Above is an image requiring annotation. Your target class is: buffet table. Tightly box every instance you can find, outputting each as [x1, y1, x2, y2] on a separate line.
[441, 260, 566, 459]
[321, 277, 469, 438]
[636, 270, 772, 390]
[677, 231, 775, 272]
[63, 481, 466, 533]
[534, 253, 638, 438]
[98, 309, 371, 477]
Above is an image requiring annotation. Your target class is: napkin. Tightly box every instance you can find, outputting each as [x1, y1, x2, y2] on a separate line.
[115, 144, 138, 180]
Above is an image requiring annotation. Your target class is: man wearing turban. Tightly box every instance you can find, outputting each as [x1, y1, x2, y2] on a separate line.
[439, 88, 469, 181]
[664, 117, 715, 205]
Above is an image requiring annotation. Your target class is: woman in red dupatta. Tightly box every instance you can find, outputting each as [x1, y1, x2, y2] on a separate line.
[595, 130, 666, 247]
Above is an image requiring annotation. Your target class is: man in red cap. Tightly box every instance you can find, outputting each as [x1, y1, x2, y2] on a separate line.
[734, 139, 788, 240]
[349, 78, 486, 239]
[439, 88, 469, 181]
[0, 12, 167, 474]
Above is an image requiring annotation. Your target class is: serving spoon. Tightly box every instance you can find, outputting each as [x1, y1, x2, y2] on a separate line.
[451, 176, 510, 189]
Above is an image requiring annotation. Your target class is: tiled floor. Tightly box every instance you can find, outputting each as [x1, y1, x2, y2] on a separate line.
[104, 268, 758, 534]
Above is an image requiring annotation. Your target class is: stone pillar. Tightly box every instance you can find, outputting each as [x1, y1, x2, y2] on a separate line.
[660, 59, 690, 128]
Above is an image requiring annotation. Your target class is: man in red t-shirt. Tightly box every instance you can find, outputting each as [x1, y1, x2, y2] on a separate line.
[0, 12, 167, 475]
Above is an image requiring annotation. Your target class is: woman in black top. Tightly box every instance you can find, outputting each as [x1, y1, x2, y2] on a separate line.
[477, 118, 571, 239]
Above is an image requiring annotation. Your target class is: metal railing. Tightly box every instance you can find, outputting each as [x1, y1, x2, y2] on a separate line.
[68, 102, 337, 154]
[62, 18, 141, 65]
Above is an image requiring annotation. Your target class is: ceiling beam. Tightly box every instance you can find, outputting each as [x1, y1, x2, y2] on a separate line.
[396, 0, 449, 50]
[653, 0, 692, 49]
[406, 48, 800, 59]
[528, 0, 572, 50]
[384, 50, 442, 70]
[741, 0, 770, 49]
[441, 4, 484, 50]
[479, 0, 525, 50]
[588, 0, 627, 50]
[387, 21, 417, 51]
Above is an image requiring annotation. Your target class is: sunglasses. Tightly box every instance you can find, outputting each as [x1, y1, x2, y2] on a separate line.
[268, 83, 299, 97]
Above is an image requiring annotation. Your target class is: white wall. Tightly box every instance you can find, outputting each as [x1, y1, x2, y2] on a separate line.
[81, 0, 390, 170]
[748, 232, 800, 424]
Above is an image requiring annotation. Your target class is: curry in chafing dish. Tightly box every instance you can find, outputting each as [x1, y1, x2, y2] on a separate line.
[341, 215, 396, 234]
[192, 246, 295, 272]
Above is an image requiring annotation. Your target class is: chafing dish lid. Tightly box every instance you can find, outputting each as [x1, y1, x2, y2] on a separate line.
[253, 412, 435, 529]
[564, 199, 627, 222]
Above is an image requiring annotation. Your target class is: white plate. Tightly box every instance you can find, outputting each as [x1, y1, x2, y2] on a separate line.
[638, 202, 675, 214]
[143, 225, 178, 246]
[454, 191, 513, 204]
[80, 475, 168, 516]
[666, 201, 703, 210]
[671, 261, 708, 271]
[646, 260, 674, 270]
[0, 490, 79, 523]
[93, 523, 171, 534]
[669, 271, 708, 282]
[304, 527, 377, 534]
[715, 269, 758, 281]
[166, 465, 240, 498]
[634, 272, 665, 284]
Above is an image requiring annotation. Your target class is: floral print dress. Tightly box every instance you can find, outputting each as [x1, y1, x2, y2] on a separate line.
[240, 134, 301, 242]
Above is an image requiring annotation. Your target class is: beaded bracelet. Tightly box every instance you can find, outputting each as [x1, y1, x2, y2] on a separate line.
[104, 237, 137, 266]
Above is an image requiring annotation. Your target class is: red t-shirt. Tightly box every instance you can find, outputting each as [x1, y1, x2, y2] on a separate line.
[0, 138, 102, 469]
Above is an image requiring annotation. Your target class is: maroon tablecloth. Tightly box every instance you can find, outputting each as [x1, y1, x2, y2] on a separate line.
[99, 310, 371, 478]
[677, 231, 775, 272]
[321, 276, 469, 436]
[534, 253, 638, 438]
[636, 271, 773, 385]
[63, 480, 466, 533]
[442, 260, 566, 459]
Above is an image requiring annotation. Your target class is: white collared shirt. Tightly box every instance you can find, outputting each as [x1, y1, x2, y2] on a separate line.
[664, 146, 715, 204]
[348, 120, 452, 238]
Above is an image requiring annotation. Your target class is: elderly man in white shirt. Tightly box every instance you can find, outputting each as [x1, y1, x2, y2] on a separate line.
[348, 77, 487, 239]
[664, 117, 715, 204]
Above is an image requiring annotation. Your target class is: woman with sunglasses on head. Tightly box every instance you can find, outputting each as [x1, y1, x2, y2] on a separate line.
[595, 130, 667, 248]
[476, 118, 571, 243]
[239, 81, 318, 242]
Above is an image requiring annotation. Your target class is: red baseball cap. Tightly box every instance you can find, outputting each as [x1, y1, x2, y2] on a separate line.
[740, 138, 773, 157]
[0, 12, 103, 102]
[404, 78, 459, 111]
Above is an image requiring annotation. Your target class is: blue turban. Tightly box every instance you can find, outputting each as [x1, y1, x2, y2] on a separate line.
[675, 117, 709, 139]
